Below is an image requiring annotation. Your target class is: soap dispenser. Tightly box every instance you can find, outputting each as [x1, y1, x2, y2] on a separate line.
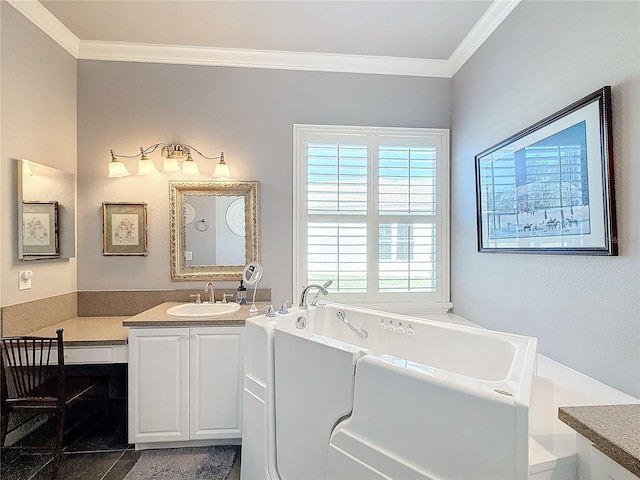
[236, 280, 247, 305]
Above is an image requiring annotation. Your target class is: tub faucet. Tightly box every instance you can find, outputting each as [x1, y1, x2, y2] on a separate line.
[264, 304, 277, 318]
[299, 280, 332, 309]
[204, 282, 216, 304]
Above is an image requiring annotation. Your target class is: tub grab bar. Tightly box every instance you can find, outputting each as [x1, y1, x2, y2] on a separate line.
[337, 310, 368, 339]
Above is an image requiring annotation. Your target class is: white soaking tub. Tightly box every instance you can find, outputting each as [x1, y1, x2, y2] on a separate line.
[241, 302, 538, 480]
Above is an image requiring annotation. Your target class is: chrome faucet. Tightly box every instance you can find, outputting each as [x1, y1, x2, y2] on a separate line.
[204, 282, 216, 304]
[299, 280, 332, 309]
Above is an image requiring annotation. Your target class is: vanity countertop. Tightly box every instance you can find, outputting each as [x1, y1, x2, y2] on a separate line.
[27, 316, 130, 346]
[558, 404, 640, 477]
[123, 301, 269, 327]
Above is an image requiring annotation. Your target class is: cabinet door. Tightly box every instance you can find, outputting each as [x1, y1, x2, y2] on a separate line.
[591, 445, 639, 480]
[190, 327, 244, 440]
[128, 327, 190, 444]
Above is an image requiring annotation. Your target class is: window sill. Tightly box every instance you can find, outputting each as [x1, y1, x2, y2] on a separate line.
[342, 301, 453, 316]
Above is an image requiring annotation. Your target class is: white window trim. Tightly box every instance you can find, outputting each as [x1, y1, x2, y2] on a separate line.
[293, 124, 451, 314]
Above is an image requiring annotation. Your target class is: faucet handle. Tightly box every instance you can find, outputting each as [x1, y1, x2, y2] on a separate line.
[280, 300, 290, 315]
[265, 304, 277, 318]
[222, 293, 234, 304]
[189, 293, 202, 304]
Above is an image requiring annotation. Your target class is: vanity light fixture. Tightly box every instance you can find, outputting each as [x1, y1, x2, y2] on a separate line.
[108, 143, 228, 178]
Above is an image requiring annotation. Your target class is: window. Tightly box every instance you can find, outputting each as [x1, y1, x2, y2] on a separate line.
[293, 125, 450, 310]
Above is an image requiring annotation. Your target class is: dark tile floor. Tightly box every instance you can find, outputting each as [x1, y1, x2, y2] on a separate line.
[1, 400, 241, 480]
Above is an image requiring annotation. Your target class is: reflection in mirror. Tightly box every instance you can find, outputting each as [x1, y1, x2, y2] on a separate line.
[184, 195, 245, 266]
[17, 159, 76, 260]
[170, 181, 260, 281]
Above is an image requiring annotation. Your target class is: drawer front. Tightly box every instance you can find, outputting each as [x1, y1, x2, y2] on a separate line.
[55, 345, 128, 364]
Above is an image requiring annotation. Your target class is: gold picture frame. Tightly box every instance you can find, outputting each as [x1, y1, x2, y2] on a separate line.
[102, 202, 148, 256]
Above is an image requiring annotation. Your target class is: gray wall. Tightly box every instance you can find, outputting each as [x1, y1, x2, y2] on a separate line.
[451, 1, 640, 397]
[77, 61, 451, 304]
[1, 2, 77, 308]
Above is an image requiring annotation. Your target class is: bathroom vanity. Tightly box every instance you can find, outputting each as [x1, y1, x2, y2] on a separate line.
[124, 302, 262, 450]
[559, 405, 640, 479]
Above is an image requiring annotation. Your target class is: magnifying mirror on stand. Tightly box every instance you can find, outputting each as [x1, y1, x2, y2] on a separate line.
[242, 261, 263, 314]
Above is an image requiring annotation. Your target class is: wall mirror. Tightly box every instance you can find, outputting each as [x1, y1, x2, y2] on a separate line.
[17, 159, 76, 260]
[169, 180, 260, 281]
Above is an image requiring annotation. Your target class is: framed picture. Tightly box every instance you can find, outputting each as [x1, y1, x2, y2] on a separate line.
[475, 86, 617, 255]
[102, 202, 148, 256]
[21, 201, 59, 257]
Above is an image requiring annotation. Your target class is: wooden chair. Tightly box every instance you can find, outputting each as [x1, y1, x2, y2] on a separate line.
[0, 329, 109, 479]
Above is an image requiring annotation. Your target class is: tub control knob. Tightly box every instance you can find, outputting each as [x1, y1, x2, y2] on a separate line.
[378, 323, 387, 331]
[396, 328, 405, 335]
[406, 330, 416, 336]
[295, 316, 307, 329]
[387, 326, 395, 333]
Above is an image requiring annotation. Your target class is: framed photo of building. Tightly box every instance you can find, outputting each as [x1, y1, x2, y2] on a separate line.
[102, 202, 148, 256]
[475, 86, 617, 255]
[21, 201, 60, 257]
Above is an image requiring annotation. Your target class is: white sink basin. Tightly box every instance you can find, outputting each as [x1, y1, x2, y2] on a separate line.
[166, 302, 241, 319]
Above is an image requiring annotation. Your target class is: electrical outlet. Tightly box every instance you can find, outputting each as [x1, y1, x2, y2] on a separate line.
[19, 270, 32, 290]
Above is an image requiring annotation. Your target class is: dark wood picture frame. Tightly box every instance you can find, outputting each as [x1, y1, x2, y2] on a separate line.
[475, 86, 617, 255]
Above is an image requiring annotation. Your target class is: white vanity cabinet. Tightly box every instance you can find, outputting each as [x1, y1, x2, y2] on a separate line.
[576, 434, 640, 480]
[128, 326, 244, 447]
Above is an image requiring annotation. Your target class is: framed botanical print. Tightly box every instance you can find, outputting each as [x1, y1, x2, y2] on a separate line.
[21, 201, 60, 257]
[102, 202, 148, 256]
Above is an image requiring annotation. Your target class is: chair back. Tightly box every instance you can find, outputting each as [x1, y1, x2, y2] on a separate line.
[0, 329, 64, 402]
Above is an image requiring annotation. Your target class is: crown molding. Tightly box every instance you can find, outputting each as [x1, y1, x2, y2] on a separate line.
[6, 0, 79, 57]
[448, 0, 521, 76]
[10, 0, 518, 78]
[78, 41, 451, 77]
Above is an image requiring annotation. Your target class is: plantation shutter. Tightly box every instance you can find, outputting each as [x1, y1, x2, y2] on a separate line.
[294, 125, 450, 307]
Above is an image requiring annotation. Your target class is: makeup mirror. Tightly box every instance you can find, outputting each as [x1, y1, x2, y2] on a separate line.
[242, 261, 263, 313]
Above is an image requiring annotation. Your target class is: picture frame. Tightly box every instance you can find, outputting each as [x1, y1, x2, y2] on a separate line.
[102, 202, 148, 256]
[21, 201, 60, 257]
[475, 86, 617, 255]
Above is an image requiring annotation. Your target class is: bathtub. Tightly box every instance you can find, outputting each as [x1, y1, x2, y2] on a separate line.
[241, 302, 538, 480]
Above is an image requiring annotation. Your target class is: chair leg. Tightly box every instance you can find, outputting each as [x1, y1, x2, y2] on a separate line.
[50, 409, 65, 480]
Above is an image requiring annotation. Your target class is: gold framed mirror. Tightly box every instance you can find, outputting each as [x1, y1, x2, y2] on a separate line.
[169, 180, 260, 281]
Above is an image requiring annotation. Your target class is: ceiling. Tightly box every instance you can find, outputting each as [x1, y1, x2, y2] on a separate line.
[12, 0, 520, 77]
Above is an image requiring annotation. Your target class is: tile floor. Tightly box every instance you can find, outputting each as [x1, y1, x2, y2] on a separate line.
[1, 399, 241, 480]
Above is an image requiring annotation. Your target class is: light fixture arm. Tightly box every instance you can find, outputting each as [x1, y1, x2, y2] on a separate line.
[180, 144, 224, 162]
[110, 143, 223, 161]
